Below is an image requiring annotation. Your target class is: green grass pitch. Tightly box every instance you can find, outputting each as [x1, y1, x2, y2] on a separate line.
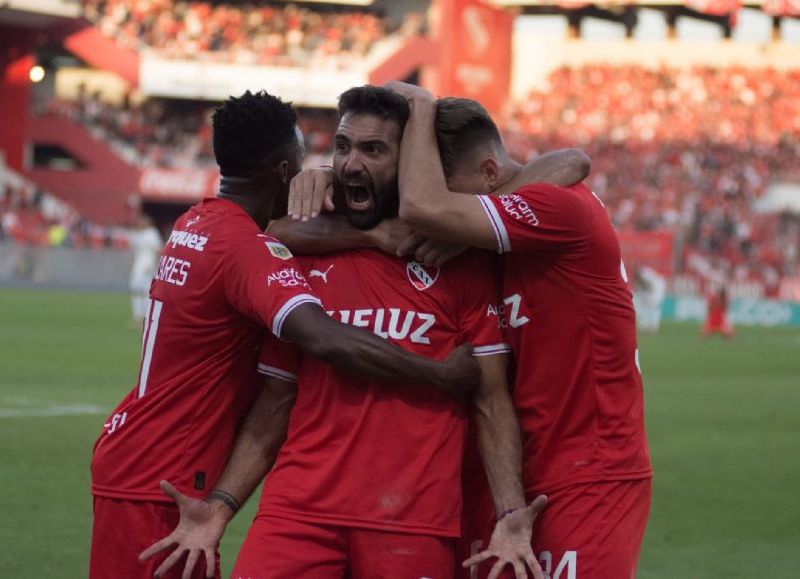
[1, 288, 799, 578]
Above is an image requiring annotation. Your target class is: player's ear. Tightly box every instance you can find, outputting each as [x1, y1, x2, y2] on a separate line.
[276, 160, 290, 184]
[480, 157, 500, 188]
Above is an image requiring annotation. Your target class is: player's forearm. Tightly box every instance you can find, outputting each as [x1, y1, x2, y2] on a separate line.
[397, 99, 452, 235]
[207, 381, 297, 521]
[495, 149, 591, 195]
[267, 215, 376, 255]
[474, 382, 527, 514]
[307, 319, 447, 387]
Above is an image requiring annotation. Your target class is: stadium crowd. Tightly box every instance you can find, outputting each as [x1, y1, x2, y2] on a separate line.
[503, 65, 800, 294]
[0, 180, 127, 249]
[18, 65, 800, 294]
[43, 87, 336, 169]
[81, 0, 424, 68]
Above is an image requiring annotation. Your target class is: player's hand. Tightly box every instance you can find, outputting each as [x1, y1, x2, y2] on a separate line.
[407, 238, 467, 268]
[384, 81, 436, 106]
[390, 225, 467, 267]
[288, 166, 335, 221]
[463, 496, 548, 579]
[439, 343, 481, 396]
[138, 480, 230, 579]
[369, 218, 417, 256]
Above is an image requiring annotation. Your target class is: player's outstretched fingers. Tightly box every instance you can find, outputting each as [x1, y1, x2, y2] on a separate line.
[154, 547, 186, 578]
[529, 494, 547, 516]
[526, 552, 544, 579]
[204, 548, 216, 579]
[138, 534, 177, 562]
[182, 549, 200, 579]
[462, 549, 493, 569]
[160, 480, 185, 506]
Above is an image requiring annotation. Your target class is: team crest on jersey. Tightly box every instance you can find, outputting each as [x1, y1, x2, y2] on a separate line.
[265, 241, 292, 260]
[406, 261, 439, 291]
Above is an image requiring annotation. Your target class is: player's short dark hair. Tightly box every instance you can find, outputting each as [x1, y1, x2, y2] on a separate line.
[338, 85, 410, 134]
[435, 97, 502, 177]
[212, 90, 298, 177]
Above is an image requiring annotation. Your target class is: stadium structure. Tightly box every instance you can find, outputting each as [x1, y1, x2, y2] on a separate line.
[1, 0, 799, 325]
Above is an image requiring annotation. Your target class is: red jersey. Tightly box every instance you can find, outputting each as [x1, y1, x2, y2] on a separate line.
[477, 183, 652, 494]
[91, 198, 321, 502]
[256, 249, 509, 537]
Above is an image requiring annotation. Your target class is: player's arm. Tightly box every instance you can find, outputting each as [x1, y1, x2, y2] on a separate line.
[391, 84, 507, 250]
[389, 82, 588, 251]
[466, 354, 548, 579]
[281, 303, 477, 396]
[472, 354, 525, 514]
[139, 376, 297, 578]
[494, 148, 591, 196]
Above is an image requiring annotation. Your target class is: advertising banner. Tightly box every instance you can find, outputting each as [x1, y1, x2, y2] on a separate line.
[433, 0, 513, 115]
[617, 230, 675, 276]
[139, 168, 220, 202]
[140, 56, 366, 107]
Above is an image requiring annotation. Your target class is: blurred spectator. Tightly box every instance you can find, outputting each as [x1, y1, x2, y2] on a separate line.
[81, 0, 424, 68]
[504, 65, 800, 296]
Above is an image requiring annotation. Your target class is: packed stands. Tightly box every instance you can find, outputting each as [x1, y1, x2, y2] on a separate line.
[81, 0, 424, 68]
[42, 90, 335, 169]
[503, 65, 800, 296]
[0, 180, 128, 250]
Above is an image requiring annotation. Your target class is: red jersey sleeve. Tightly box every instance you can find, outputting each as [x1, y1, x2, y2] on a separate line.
[477, 183, 594, 254]
[257, 332, 301, 382]
[455, 253, 511, 358]
[224, 234, 322, 338]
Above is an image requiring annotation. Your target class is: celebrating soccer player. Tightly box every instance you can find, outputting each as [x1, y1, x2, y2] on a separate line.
[88, 90, 480, 579]
[141, 86, 554, 579]
[381, 81, 653, 579]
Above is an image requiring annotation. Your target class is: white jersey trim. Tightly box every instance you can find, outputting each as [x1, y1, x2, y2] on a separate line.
[272, 293, 322, 337]
[257, 363, 297, 382]
[477, 195, 511, 254]
[472, 343, 512, 357]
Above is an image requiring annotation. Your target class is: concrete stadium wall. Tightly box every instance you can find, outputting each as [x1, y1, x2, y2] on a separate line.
[0, 242, 133, 292]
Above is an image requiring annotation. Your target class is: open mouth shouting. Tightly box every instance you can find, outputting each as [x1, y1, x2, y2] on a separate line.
[344, 182, 374, 212]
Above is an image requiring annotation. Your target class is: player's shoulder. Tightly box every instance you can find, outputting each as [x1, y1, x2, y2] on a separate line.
[510, 181, 591, 204]
[439, 249, 499, 285]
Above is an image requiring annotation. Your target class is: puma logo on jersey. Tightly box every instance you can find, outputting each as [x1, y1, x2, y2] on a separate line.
[326, 308, 436, 345]
[186, 215, 200, 227]
[407, 261, 439, 291]
[309, 264, 334, 284]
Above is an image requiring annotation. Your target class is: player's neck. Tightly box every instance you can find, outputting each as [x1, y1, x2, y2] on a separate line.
[218, 176, 274, 230]
[489, 159, 523, 196]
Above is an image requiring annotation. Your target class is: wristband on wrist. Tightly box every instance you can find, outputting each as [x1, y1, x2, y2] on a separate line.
[496, 508, 520, 522]
[207, 489, 240, 514]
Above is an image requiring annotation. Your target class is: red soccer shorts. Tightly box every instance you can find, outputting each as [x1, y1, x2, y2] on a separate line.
[89, 496, 221, 579]
[460, 478, 652, 579]
[231, 513, 455, 579]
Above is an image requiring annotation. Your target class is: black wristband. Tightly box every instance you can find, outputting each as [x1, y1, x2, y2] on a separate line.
[207, 489, 240, 514]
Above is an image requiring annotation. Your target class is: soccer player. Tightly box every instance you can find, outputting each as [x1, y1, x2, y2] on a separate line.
[634, 266, 667, 334]
[703, 286, 734, 338]
[143, 86, 544, 579]
[89, 91, 479, 579]
[128, 215, 162, 326]
[380, 82, 653, 578]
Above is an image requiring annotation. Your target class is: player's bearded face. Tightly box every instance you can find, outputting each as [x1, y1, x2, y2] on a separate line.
[333, 114, 401, 230]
